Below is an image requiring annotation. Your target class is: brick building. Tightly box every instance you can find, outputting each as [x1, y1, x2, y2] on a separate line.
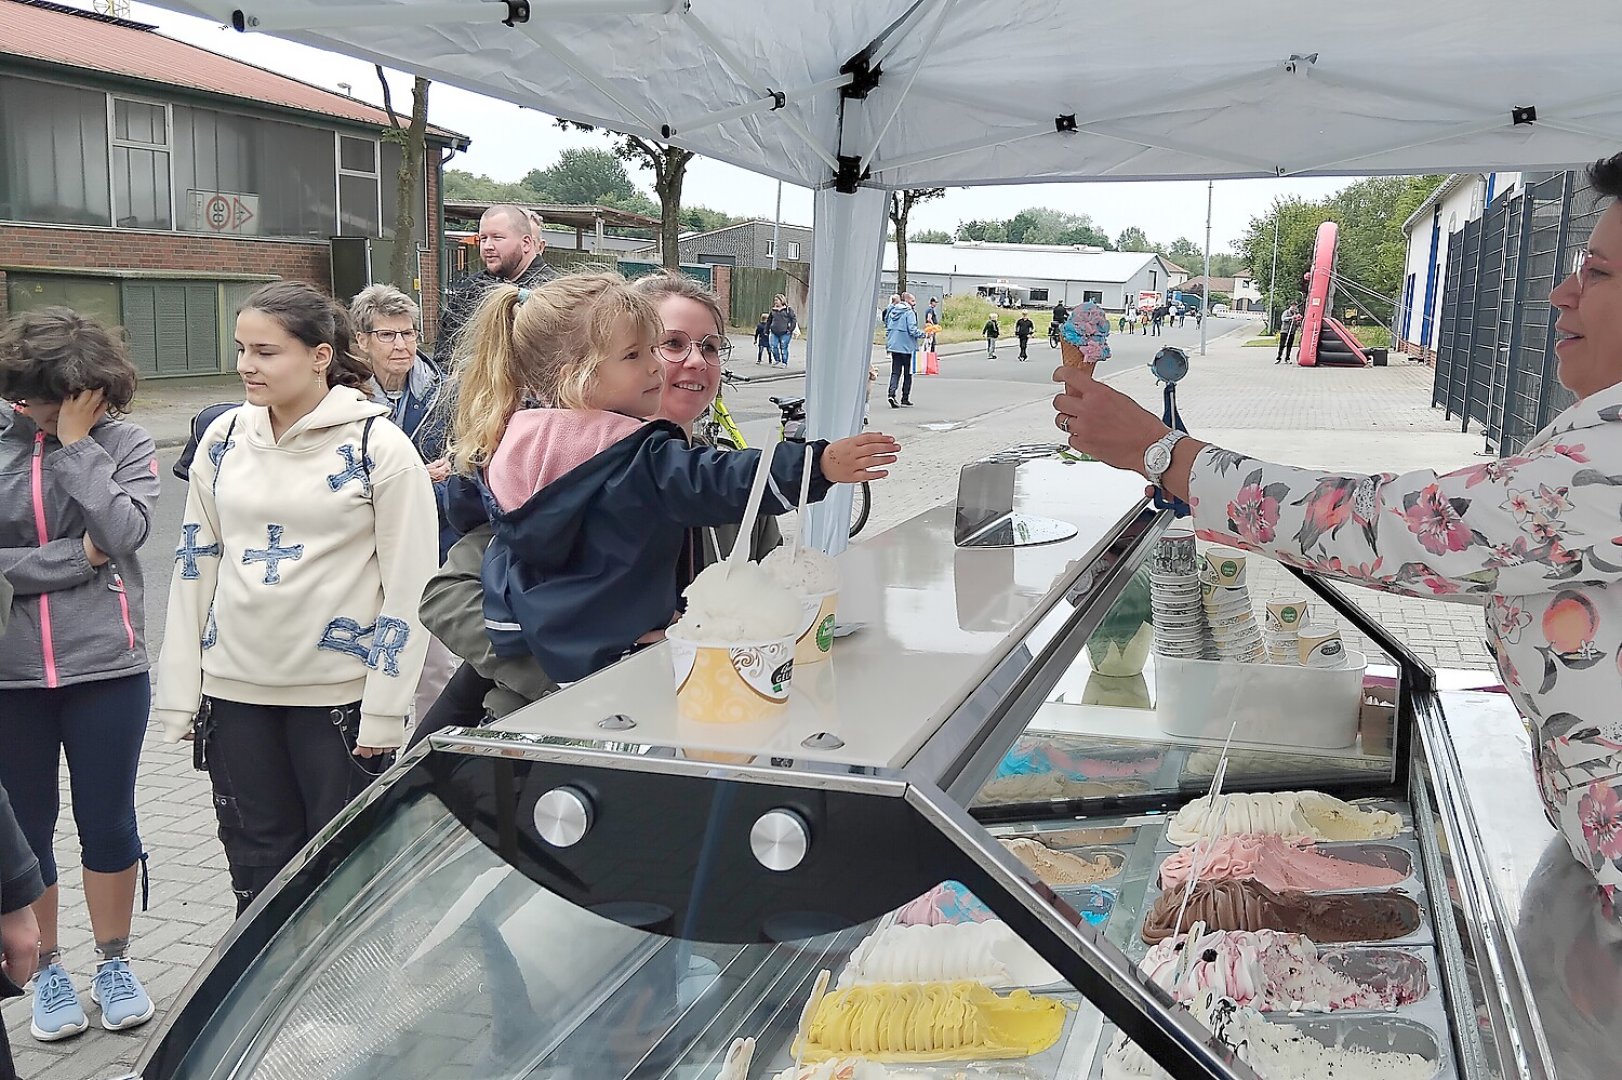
[0, 0, 467, 377]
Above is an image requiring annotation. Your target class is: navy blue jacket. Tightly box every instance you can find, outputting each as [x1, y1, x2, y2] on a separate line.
[480, 420, 831, 682]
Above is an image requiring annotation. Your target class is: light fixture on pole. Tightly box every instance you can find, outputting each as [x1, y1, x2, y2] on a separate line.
[1200, 180, 1213, 356]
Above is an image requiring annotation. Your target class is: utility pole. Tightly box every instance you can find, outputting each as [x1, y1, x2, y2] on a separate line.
[1200, 180, 1213, 356]
[1266, 208, 1280, 335]
[771, 179, 783, 270]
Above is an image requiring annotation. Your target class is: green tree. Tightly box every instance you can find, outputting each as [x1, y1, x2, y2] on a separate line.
[956, 219, 1008, 242]
[889, 188, 946, 293]
[1209, 252, 1245, 278]
[1165, 237, 1202, 269]
[1116, 225, 1155, 252]
[558, 121, 693, 269]
[523, 147, 637, 206]
[911, 228, 952, 244]
[442, 169, 540, 207]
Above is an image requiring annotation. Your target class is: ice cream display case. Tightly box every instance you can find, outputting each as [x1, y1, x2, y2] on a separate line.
[125, 456, 1605, 1080]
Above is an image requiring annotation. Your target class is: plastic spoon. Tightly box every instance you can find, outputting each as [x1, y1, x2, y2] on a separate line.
[789, 442, 813, 562]
[717, 1036, 755, 1080]
[727, 433, 779, 578]
[791, 968, 831, 1075]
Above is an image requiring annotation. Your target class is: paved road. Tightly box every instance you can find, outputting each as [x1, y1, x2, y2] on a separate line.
[5, 316, 1496, 1077]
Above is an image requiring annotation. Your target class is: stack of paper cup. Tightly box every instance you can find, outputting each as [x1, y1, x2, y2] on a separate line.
[1150, 527, 1206, 659]
[1296, 621, 1348, 669]
[1264, 598, 1310, 665]
[1202, 548, 1265, 663]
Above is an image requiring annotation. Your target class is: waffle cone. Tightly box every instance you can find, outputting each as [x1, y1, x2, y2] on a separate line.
[1060, 340, 1096, 375]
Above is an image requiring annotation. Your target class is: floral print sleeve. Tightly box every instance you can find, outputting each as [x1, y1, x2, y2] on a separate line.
[1187, 387, 1622, 908]
[1187, 440, 1622, 601]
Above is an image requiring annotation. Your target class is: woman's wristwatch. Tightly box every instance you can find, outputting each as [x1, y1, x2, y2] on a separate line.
[1143, 430, 1188, 486]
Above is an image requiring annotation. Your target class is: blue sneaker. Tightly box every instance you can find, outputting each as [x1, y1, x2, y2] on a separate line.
[29, 961, 88, 1041]
[90, 957, 154, 1031]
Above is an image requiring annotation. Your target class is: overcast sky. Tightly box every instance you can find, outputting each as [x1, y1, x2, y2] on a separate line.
[130, 2, 1358, 252]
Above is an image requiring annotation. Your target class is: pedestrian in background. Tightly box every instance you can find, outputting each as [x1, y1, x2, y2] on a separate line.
[350, 285, 460, 724]
[1151, 305, 1165, 336]
[1015, 313, 1035, 362]
[434, 204, 557, 370]
[754, 312, 771, 364]
[767, 294, 797, 367]
[885, 292, 922, 407]
[983, 313, 1000, 358]
[924, 297, 940, 353]
[1277, 301, 1301, 364]
[154, 281, 436, 915]
[0, 308, 160, 1042]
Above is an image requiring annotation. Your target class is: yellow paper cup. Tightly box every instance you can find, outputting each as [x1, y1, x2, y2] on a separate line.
[1203, 547, 1248, 588]
[667, 630, 795, 724]
[791, 590, 839, 665]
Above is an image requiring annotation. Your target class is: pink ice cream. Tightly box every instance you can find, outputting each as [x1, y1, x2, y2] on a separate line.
[1139, 927, 1425, 1012]
[1158, 835, 1408, 893]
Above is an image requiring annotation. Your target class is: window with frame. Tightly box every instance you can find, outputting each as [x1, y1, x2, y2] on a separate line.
[764, 237, 776, 258]
[111, 97, 172, 229]
[786, 240, 800, 260]
[0, 75, 111, 226]
[337, 134, 381, 236]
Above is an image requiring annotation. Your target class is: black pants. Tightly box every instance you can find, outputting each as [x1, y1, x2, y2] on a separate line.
[201, 698, 384, 914]
[1016, 334, 1030, 359]
[407, 663, 497, 751]
[0, 1010, 16, 1080]
[1277, 324, 1298, 361]
[887, 350, 913, 401]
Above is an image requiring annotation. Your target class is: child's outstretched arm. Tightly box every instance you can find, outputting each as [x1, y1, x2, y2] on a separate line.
[640, 432, 899, 526]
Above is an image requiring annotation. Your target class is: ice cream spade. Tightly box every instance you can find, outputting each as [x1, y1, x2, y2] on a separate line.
[717, 1036, 755, 1080]
[727, 430, 780, 579]
[792, 968, 831, 1074]
[1172, 721, 1239, 936]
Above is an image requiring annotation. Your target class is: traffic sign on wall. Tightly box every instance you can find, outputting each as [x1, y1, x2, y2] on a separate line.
[187, 189, 260, 236]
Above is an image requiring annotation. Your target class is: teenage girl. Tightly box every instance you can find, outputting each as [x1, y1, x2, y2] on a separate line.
[153, 281, 437, 914]
[0, 308, 159, 1040]
[448, 272, 897, 684]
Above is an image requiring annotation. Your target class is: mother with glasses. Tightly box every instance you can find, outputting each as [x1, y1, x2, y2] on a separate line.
[1051, 154, 1622, 908]
[414, 274, 791, 732]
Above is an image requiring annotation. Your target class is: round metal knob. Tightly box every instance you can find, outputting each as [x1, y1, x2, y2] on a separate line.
[534, 786, 592, 848]
[751, 808, 811, 872]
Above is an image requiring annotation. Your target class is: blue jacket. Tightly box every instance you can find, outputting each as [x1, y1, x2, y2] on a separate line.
[477, 415, 832, 682]
[884, 302, 922, 354]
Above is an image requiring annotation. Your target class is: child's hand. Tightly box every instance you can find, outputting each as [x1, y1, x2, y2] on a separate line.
[822, 433, 899, 483]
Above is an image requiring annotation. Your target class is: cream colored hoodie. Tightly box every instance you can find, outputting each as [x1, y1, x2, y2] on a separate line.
[154, 387, 437, 748]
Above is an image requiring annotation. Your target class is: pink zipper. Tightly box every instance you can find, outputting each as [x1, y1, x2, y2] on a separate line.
[31, 431, 59, 688]
[110, 570, 136, 650]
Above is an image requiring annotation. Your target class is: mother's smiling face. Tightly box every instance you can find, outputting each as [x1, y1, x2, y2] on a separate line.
[652, 294, 725, 432]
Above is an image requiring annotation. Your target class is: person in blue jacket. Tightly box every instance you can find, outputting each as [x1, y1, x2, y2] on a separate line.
[885, 292, 923, 409]
[447, 273, 898, 684]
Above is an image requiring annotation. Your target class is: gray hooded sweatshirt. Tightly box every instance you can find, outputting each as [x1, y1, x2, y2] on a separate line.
[0, 401, 159, 689]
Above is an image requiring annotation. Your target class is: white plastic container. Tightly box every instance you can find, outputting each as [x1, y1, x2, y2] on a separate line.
[1154, 649, 1368, 748]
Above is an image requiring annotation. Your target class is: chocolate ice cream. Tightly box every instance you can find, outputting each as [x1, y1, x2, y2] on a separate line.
[1141, 880, 1420, 944]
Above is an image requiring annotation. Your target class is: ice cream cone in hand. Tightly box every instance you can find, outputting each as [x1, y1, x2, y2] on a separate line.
[1060, 302, 1112, 376]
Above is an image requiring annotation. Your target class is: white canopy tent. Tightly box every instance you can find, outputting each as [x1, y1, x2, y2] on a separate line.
[147, 0, 1622, 549]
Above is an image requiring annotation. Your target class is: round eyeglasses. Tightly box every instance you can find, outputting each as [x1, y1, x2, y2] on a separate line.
[656, 333, 731, 367]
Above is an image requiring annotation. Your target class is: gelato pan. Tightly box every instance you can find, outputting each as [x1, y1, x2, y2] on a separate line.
[1102, 992, 1439, 1079]
[669, 560, 799, 643]
[1158, 835, 1409, 893]
[793, 981, 1068, 1062]
[837, 921, 1060, 989]
[1141, 879, 1422, 944]
[1166, 791, 1403, 846]
[895, 881, 995, 927]
[1000, 837, 1122, 886]
[1139, 928, 1426, 1011]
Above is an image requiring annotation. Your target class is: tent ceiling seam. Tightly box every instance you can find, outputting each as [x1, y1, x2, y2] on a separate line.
[856, 0, 957, 172]
[516, 23, 660, 132]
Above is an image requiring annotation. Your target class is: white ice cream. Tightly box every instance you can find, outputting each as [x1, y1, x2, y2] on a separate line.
[670, 560, 800, 643]
[762, 545, 841, 595]
[836, 921, 1060, 989]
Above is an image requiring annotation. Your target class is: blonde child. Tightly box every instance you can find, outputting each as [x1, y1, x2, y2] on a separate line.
[449, 274, 896, 682]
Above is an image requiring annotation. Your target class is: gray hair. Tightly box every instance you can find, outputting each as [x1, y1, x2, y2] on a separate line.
[349, 283, 420, 332]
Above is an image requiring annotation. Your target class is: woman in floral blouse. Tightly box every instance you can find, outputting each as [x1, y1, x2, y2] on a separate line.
[1052, 153, 1622, 907]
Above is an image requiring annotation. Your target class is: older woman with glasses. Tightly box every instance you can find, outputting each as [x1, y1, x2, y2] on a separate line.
[1051, 153, 1622, 908]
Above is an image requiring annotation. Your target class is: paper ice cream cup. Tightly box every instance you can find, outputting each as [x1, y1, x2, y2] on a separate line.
[667, 630, 795, 724]
[1203, 547, 1248, 588]
[1265, 598, 1310, 632]
[1059, 340, 1097, 376]
[790, 590, 839, 665]
[1297, 623, 1347, 668]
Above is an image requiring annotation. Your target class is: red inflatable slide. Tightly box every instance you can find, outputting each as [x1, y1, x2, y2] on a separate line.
[1297, 220, 1369, 367]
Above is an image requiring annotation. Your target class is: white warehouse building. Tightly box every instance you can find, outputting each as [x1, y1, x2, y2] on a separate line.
[882, 242, 1185, 312]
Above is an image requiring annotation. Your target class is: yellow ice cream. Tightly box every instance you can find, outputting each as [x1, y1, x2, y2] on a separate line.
[793, 982, 1067, 1062]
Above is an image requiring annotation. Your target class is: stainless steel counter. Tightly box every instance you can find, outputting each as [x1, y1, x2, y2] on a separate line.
[1433, 689, 1618, 1080]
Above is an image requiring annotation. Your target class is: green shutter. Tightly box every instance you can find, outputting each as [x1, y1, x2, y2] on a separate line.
[121, 284, 160, 378]
[184, 285, 220, 374]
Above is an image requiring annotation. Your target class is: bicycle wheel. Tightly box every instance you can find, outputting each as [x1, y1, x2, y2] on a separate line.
[849, 481, 872, 538]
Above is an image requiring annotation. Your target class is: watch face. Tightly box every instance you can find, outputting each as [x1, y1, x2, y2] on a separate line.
[1144, 442, 1173, 476]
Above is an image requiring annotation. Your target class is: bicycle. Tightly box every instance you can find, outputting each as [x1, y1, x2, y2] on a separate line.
[696, 371, 872, 538]
[1048, 321, 1062, 348]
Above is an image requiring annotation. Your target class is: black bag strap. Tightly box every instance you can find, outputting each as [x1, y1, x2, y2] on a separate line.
[361, 415, 376, 490]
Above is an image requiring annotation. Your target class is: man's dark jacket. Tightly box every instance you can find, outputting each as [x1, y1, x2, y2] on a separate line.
[433, 257, 558, 369]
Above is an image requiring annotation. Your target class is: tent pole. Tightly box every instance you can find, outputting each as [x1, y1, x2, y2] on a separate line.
[858, 0, 958, 171]
[232, 0, 509, 33]
[869, 0, 943, 67]
[683, 11, 842, 171]
[1201, 180, 1212, 357]
[663, 74, 854, 139]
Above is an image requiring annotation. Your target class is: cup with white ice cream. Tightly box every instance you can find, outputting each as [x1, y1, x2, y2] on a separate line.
[761, 545, 841, 665]
[667, 561, 799, 723]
